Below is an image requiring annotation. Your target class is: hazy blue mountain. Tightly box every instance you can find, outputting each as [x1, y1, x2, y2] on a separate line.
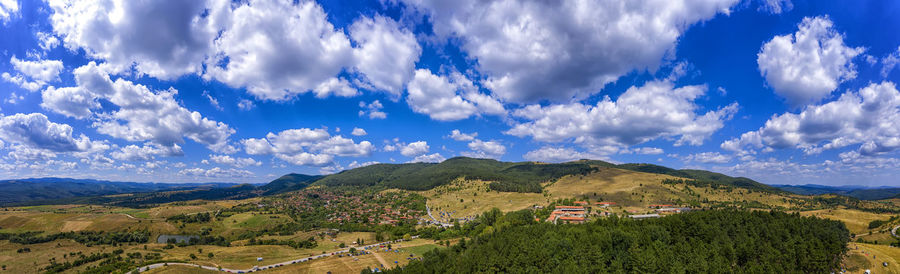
[774, 184, 900, 200]
[0, 178, 242, 205]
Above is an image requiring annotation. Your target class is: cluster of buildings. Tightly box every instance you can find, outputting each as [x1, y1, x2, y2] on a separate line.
[277, 190, 424, 226]
[544, 201, 620, 224]
[546, 205, 588, 224]
[543, 202, 691, 223]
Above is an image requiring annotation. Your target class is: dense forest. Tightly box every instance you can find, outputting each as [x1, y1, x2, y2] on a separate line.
[315, 157, 597, 193]
[388, 210, 849, 273]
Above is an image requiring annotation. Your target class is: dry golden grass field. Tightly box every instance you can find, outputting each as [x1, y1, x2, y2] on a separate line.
[799, 208, 893, 234]
[845, 243, 900, 274]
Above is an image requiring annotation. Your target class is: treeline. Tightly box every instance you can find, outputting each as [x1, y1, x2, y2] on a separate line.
[2, 230, 149, 246]
[388, 209, 849, 273]
[661, 178, 735, 191]
[165, 235, 230, 247]
[167, 212, 212, 223]
[316, 157, 597, 193]
[44, 249, 167, 274]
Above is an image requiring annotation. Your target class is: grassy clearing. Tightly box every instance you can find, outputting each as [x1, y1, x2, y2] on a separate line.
[846, 243, 900, 273]
[424, 166, 805, 221]
[264, 239, 444, 274]
[421, 179, 545, 222]
[0, 239, 154, 273]
[800, 208, 891, 234]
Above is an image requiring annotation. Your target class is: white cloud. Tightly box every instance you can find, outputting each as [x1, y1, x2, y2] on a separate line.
[347, 160, 378, 169]
[632, 147, 664, 155]
[401, 0, 738, 103]
[522, 147, 608, 163]
[507, 79, 738, 149]
[237, 99, 255, 111]
[47, 0, 218, 79]
[2, 57, 63, 91]
[683, 152, 732, 164]
[205, 0, 354, 101]
[203, 90, 223, 111]
[881, 46, 900, 77]
[351, 128, 367, 136]
[406, 69, 504, 121]
[41, 62, 234, 152]
[241, 127, 374, 166]
[312, 77, 358, 98]
[758, 16, 864, 106]
[359, 100, 387, 119]
[722, 81, 900, 156]
[0, 113, 100, 153]
[0, 0, 18, 23]
[350, 16, 420, 96]
[449, 129, 477, 141]
[409, 153, 444, 163]
[111, 143, 182, 161]
[36, 31, 59, 51]
[210, 154, 260, 168]
[462, 139, 506, 159]
[179, 167, 254, 178]
[400, 141, 429, 157]
[758, 0, 793, 14]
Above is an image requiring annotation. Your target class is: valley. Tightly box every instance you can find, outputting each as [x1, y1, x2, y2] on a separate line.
[0, 158, 897, 273]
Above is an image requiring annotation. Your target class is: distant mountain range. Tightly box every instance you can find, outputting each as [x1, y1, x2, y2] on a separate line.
[773, 184, 900, 200]
[0, 178, 244, 205]
[0, 157, 795, 207]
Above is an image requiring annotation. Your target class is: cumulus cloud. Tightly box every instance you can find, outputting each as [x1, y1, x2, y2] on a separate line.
[41, 62, 235, 152]
[400, 141, 429, 157]
[111, 143, 183, 161]
[35, 31, 59, 51]
[204, 0, 353, 100]
[758, 16, 864, 106]
[0, 0, 18, 23]
[406, 69, 504, 121]
[47, 0, 218, 79]
[347, 160, 379, 169]
[632, 147, 664, 155]
[401, 0, 738, 103]
[2, 56, 63, 91]
[449, 129, 477, 141]
[462, 139, 506, 159]
[359, 100, 387, 119]
[237, 99, 255, 111]
[350, 16, 420, 96]
[0, 113, 100, 153]
[210, 154, 261, 168]
[683, 152, 732, 164]
[409, 153, 444, 163]
[758, 0, 793, 14]
[179, 167, 254, 178]
[241, 127, 374, 166]
[312, 77, 358, 98]
[522, 147, 608, 163]
[722, 81, 900, 156]
[881, 46, 900, 77]
[507, 79, 738, 149]
[351, 128, 367, 136]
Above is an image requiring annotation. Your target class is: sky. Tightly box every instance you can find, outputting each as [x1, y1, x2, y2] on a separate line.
[0, 0, 899, 186]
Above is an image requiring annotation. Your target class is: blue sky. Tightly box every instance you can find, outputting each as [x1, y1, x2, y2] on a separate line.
[0, 0, 899, 186]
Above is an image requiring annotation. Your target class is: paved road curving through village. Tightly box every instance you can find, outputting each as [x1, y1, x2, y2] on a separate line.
[129, 237, 418, 273]
[425, 204, 453, 227]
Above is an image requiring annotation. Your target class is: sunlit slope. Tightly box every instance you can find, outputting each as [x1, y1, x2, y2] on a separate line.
[424, 165, 806, 221]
